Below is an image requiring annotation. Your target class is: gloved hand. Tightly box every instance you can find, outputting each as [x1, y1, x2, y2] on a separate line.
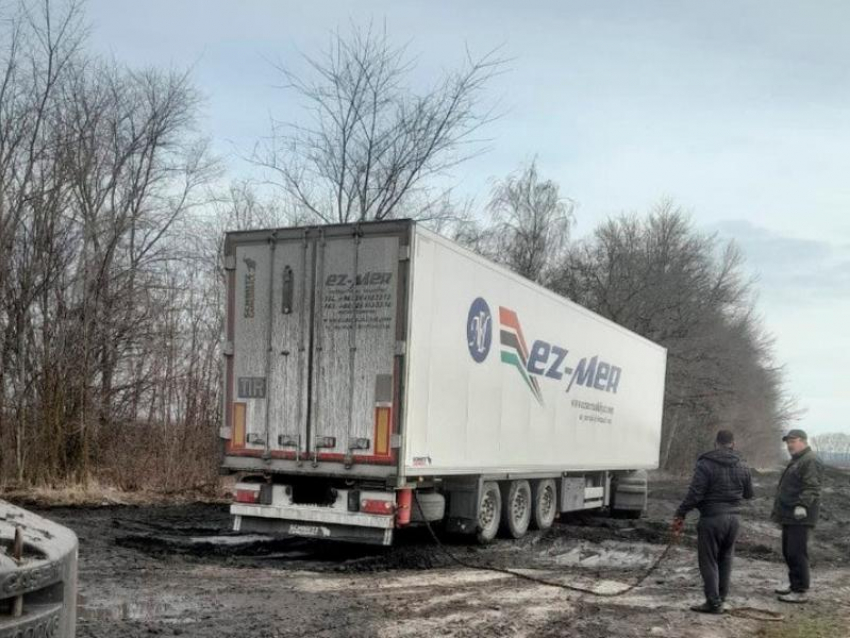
[671, 516, 685, 537]
[793, 506, 807, 520]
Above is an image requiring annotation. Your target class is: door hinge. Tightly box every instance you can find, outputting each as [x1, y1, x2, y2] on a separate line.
[224, 255, 236, 271]
[223, 341, 234, 356]
[399, 245, 411, 262]
[395, 341, 407, 356]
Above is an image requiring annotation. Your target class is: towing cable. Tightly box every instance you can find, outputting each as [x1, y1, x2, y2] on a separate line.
[413, 495, 784, 621]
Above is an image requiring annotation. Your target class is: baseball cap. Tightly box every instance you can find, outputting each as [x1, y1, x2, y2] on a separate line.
[782, 429, 808, 442]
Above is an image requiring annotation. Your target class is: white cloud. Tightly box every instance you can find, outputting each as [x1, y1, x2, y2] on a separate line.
[712, 220, 850, 301]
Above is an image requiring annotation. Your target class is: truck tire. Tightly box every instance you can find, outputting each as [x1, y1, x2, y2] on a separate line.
[531, 478, 557, 530]
[476, 481, 502, 544]
[500, 480, 532, 539]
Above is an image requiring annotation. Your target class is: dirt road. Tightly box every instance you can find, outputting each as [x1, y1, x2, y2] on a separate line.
[25, 468, 850, 637]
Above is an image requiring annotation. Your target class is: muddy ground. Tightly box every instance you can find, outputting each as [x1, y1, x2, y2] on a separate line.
[22, 467, 850, 638]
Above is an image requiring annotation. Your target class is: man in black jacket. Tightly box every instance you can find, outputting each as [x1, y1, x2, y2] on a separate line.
[771, 429, 823, 604]
[673, 430, 754, 614]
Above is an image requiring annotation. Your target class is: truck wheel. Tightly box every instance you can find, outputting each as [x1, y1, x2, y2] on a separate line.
[531, 479, 557, 530]
[500, 480, 532, 539]
[476, 481, 502, 544]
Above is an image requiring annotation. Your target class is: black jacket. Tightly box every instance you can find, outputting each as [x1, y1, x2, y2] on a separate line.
[675, 448, 754, 518]
[771, 447, 823, 527]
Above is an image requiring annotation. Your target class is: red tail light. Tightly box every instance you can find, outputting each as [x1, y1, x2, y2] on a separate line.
[361, 499, 395, 515]
[235, 485, 261, 503]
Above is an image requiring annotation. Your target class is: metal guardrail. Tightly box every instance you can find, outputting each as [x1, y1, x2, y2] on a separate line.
[0, 500, 77, 638]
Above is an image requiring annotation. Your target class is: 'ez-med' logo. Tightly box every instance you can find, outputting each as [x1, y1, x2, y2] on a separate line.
[467, 298, 622, 405]
[466, 297, 492, 363]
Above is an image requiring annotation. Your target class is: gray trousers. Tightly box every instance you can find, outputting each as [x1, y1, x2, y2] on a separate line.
[697, 513, 740, 605]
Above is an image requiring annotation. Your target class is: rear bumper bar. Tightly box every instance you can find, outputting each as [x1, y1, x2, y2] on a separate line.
[232, 503, 395, 545]
[231, 503, 395, 529]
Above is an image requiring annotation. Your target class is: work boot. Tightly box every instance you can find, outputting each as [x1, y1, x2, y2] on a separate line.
[690, 601, 724, 614]
[778, 592, 809, 604]
[773, 586, 792, 595]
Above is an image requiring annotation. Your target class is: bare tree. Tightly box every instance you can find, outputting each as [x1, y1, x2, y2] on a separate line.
[811, 433, 850, 467]
[552, 202, 791, 470]
[812, 432, 850, 454]
[482, 160, 573, 283]
[0, 0, 219, 487]
[61, 59, 217, 467]
[0, 0, 86, 482]
[254, 23, 504, 223]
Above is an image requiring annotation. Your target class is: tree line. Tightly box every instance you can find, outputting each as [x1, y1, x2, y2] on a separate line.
[0, 3, 793, 488]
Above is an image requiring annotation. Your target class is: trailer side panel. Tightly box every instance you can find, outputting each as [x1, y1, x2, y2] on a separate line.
[402, 227, 667, 476]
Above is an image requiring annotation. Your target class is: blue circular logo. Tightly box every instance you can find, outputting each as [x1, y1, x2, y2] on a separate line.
[466, 297, 492, 363]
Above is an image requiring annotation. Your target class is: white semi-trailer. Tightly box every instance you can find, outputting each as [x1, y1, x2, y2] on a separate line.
[220, 220, 667, 545]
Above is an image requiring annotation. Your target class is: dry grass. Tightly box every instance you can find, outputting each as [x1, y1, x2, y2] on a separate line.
[754, 604, 850, 638]
[1, 478, 230, 508]
[755, 617, 848, 638]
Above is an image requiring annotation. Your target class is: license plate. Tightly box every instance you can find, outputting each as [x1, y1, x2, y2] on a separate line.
[288, 524, 330, 538]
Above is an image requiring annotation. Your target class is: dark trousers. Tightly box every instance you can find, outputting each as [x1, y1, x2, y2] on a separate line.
[697, 514, 740, 605]
[781, 525, 810, 592]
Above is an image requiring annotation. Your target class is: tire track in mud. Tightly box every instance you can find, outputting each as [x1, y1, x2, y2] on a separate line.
[45, 502, 685, 577]
[108, 509, 689, 580]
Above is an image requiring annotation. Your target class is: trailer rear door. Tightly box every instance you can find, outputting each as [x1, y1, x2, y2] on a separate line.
[229, 232, 314, 458]
[225, 223, 408, 468]
[309, 229, 402, 463]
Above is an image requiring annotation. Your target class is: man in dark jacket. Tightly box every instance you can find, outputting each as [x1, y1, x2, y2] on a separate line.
[673, 430, 754, 614]
[772, 429, 823, 604]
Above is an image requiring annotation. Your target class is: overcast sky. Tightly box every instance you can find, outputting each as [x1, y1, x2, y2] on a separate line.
[86, 0, 849, 437]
